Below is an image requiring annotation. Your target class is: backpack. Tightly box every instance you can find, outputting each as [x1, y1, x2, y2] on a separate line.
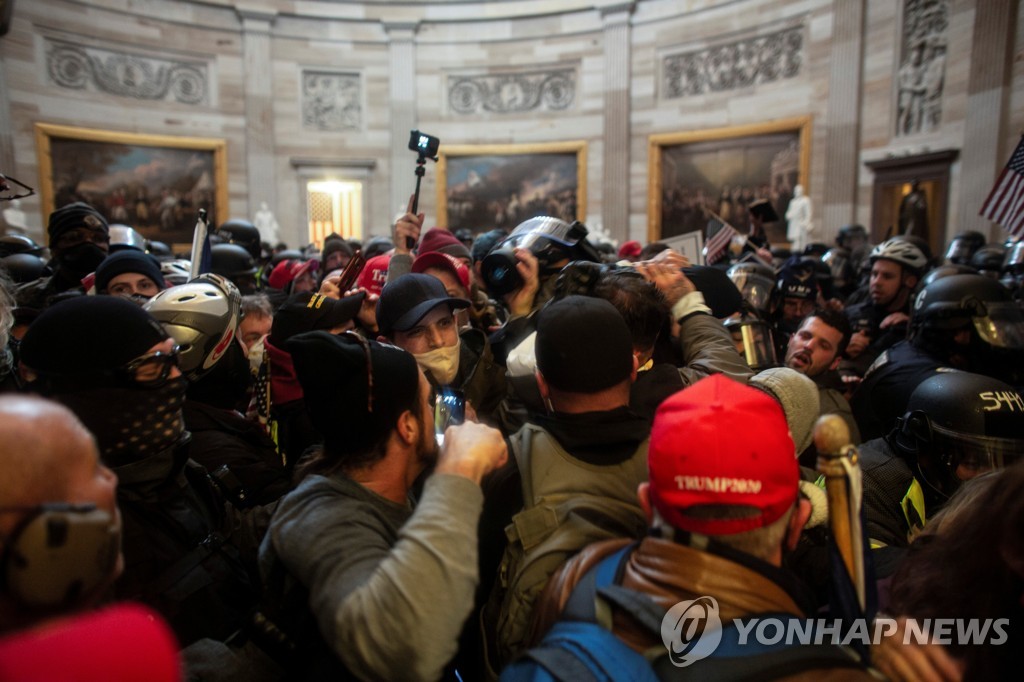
[501, 545, 865, 682]
[485, 425, 649, 669]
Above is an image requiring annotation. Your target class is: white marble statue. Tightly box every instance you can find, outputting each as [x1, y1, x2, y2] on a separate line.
[785, 184, 813, 253]
[2, 199, 28, 234]
[253, 201, 280, 244]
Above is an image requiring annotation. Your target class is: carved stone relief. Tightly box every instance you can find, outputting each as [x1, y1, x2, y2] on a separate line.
[896, 0, 949, 136]
[447, 69, 575, 115]
[45, 39, 208, 105]
[662, 25, 803, 98]
[301, 71, 362, 131]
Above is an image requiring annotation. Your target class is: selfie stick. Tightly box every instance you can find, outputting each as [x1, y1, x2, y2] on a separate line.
[408, 152, 431, 249]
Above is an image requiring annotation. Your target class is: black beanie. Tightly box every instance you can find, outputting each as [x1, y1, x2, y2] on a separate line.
[322, 237, 354, 263]
[536, 295, 633, 393]
[287, 331, 419, 458]
[95, 251, 167, 293]
[20, 296, 168, 378]
[47, 202, 109, 246]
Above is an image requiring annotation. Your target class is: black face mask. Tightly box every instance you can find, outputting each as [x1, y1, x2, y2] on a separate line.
[59, 243, 108, 277]
[58, 376, 188, 467]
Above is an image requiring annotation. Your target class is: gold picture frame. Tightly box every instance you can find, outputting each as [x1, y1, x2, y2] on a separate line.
[436, 140, 587, 232]
[647, 116, 811, 243]
[35, 123, 229, 245]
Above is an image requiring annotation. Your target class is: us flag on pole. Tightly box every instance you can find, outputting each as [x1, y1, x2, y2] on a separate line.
[704, 219, 739, 265]
[980, 136, 1024, 239]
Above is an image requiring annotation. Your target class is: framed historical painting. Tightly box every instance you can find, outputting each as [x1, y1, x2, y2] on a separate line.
[436, 141, 586, 232]
[647, 116, 811, 244]
[35, 123, 228, 246]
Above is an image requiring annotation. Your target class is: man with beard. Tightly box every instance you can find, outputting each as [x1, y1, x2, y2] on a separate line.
[16, 203, 111, 309]
[257, 331, 507, 680]
[783, 309, 860, 461]
[843, 238, 928, 377]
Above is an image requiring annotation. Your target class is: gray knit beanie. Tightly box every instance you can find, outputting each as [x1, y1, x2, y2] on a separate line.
[748, 367, 820, 455]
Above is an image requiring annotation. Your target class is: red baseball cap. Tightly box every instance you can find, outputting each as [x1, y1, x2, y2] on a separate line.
[411, 251, 471, 291]
[648, 374, 798, 536]
[357, 253, 391, 296]
[269, 258, 318, 290]
[618, 240, 642, 260]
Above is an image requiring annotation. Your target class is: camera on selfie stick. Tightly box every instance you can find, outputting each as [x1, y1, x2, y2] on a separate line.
[407, 130, 441, 250]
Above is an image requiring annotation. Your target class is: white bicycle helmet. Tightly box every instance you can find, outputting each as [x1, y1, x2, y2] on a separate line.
[870, 238, 928, 275]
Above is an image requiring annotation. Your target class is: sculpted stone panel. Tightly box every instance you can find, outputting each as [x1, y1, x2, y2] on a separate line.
[302, 71, 362, 131]
[45, 39, 208, 105]
[447, 69, 575, 115]
[662, 25, 803, 98]
[896, 0, 949, 136]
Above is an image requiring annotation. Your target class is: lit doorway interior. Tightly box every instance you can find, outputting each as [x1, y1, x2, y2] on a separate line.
[306, 180, 363, 247]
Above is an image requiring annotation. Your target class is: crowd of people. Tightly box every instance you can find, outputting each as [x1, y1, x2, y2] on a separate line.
[0, 196, 1021, 681]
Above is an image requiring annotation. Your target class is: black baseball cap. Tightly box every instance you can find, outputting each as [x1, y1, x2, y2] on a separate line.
[376, 273, 469, 337]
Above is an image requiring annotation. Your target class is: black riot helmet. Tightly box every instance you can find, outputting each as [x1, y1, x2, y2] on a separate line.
[0, 234, 43, 258]
[210, 243, 258, 295]
[822, 247, 856, 297]
[892, 371, 1024, 503]
[836, 224, 868, 251]
[910, 274, 1024, 382]
[944, 231, 986, 266]
[970, 245, 1007, 278]
[216, 219, 262, 260]
[1, 253, 46, 283]
[727, 261, 776, 314]
[920, 263, 977, 288]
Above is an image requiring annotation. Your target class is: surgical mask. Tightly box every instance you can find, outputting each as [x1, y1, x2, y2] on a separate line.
[414, 337, 461, 385]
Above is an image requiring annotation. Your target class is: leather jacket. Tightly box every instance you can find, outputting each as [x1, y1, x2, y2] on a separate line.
[529, 536, 808, 654]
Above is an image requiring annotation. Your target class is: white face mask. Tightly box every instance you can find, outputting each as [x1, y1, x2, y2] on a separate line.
[415, 337, 461, 385]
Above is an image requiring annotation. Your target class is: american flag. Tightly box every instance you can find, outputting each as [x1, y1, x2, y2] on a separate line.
[980, 136, 1024, 239]
[703, 219, 740, 265]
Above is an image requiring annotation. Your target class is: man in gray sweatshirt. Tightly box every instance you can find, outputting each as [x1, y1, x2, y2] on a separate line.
[257, 331, 507, 681]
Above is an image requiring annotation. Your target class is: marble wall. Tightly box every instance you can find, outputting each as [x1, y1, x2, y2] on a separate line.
[0, 0, 1019, 250]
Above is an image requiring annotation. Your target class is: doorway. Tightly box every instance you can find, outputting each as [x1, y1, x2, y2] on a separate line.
[306, 180, 363, 248]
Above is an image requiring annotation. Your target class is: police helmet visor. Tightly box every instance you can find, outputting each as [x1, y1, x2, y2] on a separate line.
[725, 317, 778, 371]
[971, 301, 1024, 349]
[944, 238, 976, 265]
[729, 272, 774, 312]
[931, 421, 1024, 481]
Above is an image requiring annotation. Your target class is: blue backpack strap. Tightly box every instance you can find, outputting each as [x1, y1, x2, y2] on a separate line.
[560, 543, 634, 624]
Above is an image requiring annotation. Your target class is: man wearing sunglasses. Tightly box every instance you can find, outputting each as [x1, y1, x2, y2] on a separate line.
[15, 202, 111, 310]
[18, 296, 261, 648]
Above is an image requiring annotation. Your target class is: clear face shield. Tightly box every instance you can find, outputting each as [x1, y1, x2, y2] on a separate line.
[727, 270, 775, 314]
[725, 316, 778, 371]
[931, 421, 1024, 485]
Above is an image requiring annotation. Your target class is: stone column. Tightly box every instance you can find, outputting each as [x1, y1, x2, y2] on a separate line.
[958, 0, 1016, 239]
[598, 2, 635, 242]
[821, 0, 865, 241]
[385, 22, 419, 232]
[237, 9, 277, 230]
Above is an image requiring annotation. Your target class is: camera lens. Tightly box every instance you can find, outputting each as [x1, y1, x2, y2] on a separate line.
[481, 247, 523, 297]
